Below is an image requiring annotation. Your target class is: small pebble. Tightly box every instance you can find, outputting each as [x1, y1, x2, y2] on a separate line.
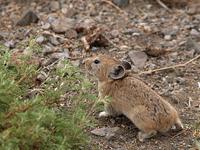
[190, 29, 200, 36]
[36, 36, 45, 44]
[164, 35, 172, 41]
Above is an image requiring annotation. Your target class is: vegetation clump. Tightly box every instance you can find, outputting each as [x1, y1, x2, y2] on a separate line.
[0, 45, 95, 150]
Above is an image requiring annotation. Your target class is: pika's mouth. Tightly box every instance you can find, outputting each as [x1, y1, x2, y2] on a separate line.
[84, 64, 93, 76]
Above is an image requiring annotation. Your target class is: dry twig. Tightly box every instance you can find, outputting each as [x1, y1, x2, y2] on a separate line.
[170, 129, 187, 139]
[101, 0, 128, 15]
[139, 54, 200, 75]
[156, 0, 172, 12]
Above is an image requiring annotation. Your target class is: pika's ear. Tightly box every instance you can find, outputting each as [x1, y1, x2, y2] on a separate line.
[121, 60, 131, 70]
[109, 65, 125, 80]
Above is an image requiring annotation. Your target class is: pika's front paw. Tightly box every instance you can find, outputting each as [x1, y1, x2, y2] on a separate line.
[138, 132, 145, 142]
[98, 111, 110, 118]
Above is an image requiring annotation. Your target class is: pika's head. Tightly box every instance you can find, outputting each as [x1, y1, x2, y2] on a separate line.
[84, 54, 131, 81]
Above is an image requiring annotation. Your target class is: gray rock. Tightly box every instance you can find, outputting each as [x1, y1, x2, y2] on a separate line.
[164, 35, 172, 41]
[36, 36, 45, 44]
[190, 29, 200, 36]
[91, 127, 120, 139]
[111, 30, 120, 37]
[36, 71, 48, 82]
[49, 36, 60, 46]
[51, 52, 69, 60]
[4, 40, 15, 48]
[42, 45, 54, 56]
[112, 0, 129, 7]
[49, 1, 60, 12]
[41, 23, 51, 30]
[185, 49, 195, 58]
[185, 38, 200, 54]
[51, 18, 75, 33]
[16, 10, 39, 26]
[71, 60, 80, 67]
[128, 51, 148, 68]
[175, 77, 186, 85]
[0, 32, 9, 41]
[65, 29, 78, 39]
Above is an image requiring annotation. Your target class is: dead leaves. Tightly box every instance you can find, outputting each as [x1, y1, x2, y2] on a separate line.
[81, 27, 109, 52]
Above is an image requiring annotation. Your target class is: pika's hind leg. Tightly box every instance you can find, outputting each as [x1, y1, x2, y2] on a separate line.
[138, 130, 157, 142]
[99, 104, 121, 118]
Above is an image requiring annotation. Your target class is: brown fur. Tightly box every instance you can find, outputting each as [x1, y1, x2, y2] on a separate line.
[84, 54, 183, 142]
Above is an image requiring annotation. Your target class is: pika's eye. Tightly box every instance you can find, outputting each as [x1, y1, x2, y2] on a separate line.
[94, 59, 100, 64]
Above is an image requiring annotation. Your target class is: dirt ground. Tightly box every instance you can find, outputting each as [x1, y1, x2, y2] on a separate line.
[0, 0, 200, 149]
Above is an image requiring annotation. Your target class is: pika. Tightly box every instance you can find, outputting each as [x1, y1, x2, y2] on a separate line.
[84, 54, 183, 142]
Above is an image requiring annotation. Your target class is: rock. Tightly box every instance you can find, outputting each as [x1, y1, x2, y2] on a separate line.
[51, 51, 69, 59]
[65, 29, 78, 39]
[41, 23, 51, 30]
[175, 77, 186, 85]
[71, 60, 80, 67]
[63, 7, 77, 17]
[42, 45, 54, 56]
[49, 1, 60, 12]
[41, 57, 58, 66]
[185, 49, 195, 58]
[164, 35, 172, 41]
[162, 26, 179, 36]
[0, 32, 9, 41]
[128, 51, 148, 68]
[16, 10, 39, 26]
[75, 18, 96, 33]
[51, 18, 75, 34]
[185, 38, 200, 54]
[112, 0, 129, 7]
[36, 71, 48, 83]
[111, 30, 120, 37]
[190, 29, 200, 36]
[49, 36, 60, 46]
[36, 36, 45, 44]
[4, 40, 15, 49]
[91, 127, 120, 139]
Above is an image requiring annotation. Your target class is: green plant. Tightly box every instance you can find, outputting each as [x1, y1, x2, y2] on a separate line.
[0, 46, 96, 150]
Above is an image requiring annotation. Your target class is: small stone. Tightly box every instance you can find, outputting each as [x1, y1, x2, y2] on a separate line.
[49, 36, 60, 46]
[185, 38, 200, 54]
[112, 0, 129, 7]
[36, 71, 48, 83]
[175, 77, 186, 85]
[198, 82, 200, 88]
[51, 17, 75, 33]
[49, 1, 60, 12]
[0, 32, 9, 41]
[164, 35, 172, 41]
[91, 127, 120, 139]
[146, 4, 152, 9]
[187, 7, 197, 15]
[71, 60, 80, 67]
[190, 29, 200, 36]
[51, 52, 69, 60]
[36, 36, 45, 44]
[128, 51, 148, 68]
[111, 30, 120, 37]
[4, 40, 15, 49]
[65, 29, 77, 39]
[41, 23, 51, 30]
[185, 49, 195, 58]
[61, 7, 68, 14]
[42, 45, 54, 56]
[75, 18, 96, 33]
[16, 10, 39, 26]
[41, 57, 57, 66]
